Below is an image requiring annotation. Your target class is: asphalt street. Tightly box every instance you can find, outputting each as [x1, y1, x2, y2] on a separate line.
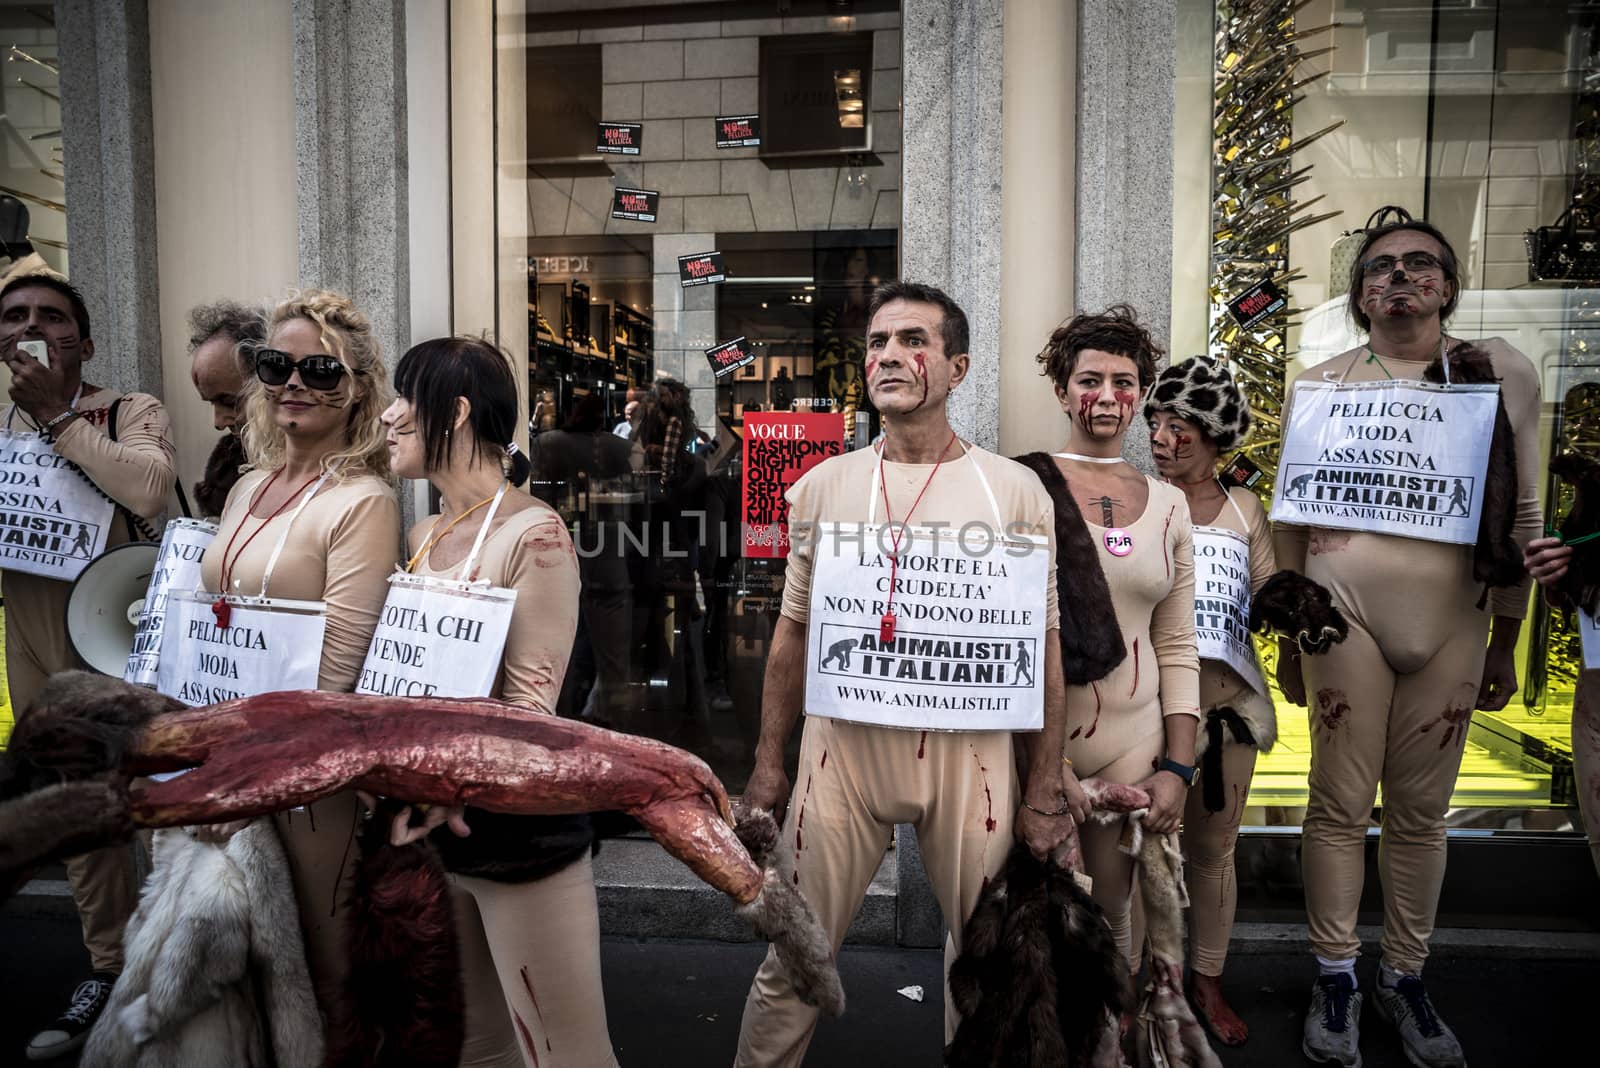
[3, 908, 1594, 1066]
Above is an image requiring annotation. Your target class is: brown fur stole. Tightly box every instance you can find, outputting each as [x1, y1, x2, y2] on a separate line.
[1013, 453, 1128, 685]
[946, 843, 1130, 1067]
[326, 803, 465, 1068]
[1424, 344, 1524, 602]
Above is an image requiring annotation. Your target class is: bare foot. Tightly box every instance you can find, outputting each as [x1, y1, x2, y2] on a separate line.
[1189, 972, 1248, 1046]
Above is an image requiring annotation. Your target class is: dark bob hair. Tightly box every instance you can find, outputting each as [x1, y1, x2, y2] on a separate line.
[393, 336, 531, 486]
[0, 274, 91, 339]
[866, 280, 970, 359]
[1345, 219, 1461, 332]
[1037, 303, 1162, 392]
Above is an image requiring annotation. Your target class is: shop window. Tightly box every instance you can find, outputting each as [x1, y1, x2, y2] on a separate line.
[0, 1, 64, 744]
[493, 1, 903, 788]
[1173, 0, 1592, 826]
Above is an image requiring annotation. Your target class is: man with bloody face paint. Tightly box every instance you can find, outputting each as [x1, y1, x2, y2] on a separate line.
[1275, 220, 1540, 1068]
[735, 282, 1077, 1065]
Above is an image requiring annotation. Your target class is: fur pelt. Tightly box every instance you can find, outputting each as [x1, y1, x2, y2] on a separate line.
[1013, 453, 1129, 685]
[326, 803, 465, 1068]
[1550, 452, 1600, 616]
[1141, 356, 1252, 452]
[81, 821, 322, 1068]
[0, 778, 132, 904]
[1248, 570, 1349, 655]
[193, 431, 248, 519]
[1194, 687, 1277, 815]
[945, 843, 1131, 1067]
[0, 672, 178, 902]
[1131, 831, 1221, 1068]
[1424, 343, 1524, 600]
[732, 807, 846, 1018]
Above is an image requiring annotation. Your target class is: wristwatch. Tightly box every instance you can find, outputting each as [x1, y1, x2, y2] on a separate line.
[1157, 757, 1198, 786]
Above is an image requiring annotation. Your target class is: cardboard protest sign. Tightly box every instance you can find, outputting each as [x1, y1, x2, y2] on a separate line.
[1192, 527, 1266, 694]
[0, 430, 115, 581]
[1271, 379, 1498, 545]
[125, 518, 218, 687]
[356, 575, 517, 699]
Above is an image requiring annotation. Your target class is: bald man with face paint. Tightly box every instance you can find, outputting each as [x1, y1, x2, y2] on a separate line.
[734, 282, 1075, 1066]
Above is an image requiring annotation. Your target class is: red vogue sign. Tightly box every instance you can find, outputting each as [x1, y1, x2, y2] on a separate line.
[741, 413, 846, 558]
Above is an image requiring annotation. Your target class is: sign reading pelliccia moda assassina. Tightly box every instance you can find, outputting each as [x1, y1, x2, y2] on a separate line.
[1270, 378, 1498, 545]
[741, 412, 845, 558]
[0, 430, 114, 581]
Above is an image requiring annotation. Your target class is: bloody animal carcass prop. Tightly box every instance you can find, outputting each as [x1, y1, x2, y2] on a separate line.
[0, 672, 843, 1016]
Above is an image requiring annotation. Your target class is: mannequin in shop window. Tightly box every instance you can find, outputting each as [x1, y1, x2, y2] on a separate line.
[771, 365, 795, 412]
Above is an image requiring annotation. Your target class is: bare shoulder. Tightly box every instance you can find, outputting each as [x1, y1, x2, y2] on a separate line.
[1473, 336, 1538, 387]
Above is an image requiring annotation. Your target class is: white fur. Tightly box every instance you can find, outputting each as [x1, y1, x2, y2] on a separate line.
[81, 821, 322, 1068]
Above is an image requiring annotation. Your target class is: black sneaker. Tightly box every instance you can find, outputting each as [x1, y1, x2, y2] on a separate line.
[26, 972, 116, 1061]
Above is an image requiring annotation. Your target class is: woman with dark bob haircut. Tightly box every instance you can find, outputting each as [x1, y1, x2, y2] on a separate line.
[379, 337, 619, 1067]
[1013, 304, 1200, 974]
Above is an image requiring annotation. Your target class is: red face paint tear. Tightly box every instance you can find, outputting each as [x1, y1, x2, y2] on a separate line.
[910, 351, 929, 411]
[1076, 390, 1101, 433]
[1173, 432, 1193, 459]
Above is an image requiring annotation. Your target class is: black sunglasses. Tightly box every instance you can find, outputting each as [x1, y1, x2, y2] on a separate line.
[1359, 251, 1444, 278]
[255, 349, 351, 391]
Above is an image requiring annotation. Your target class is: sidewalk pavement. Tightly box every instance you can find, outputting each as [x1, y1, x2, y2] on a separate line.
[4, 907, 1594, 1066]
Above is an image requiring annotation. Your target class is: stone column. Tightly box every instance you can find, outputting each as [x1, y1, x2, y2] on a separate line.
[58, 0, 162, 394]
[900, 0, 1005, 452]
[294, 0, 410, 365]
[1076, 0, 1178, 473]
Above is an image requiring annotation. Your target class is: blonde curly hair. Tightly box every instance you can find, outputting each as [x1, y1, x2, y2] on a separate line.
[239, 289, 393, 480]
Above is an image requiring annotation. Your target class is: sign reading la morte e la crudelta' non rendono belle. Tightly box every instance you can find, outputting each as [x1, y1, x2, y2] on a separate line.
[1270, 378, 1498, 545]
[803, 524, 1050, 732]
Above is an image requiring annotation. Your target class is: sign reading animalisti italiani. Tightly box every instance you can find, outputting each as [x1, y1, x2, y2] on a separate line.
[1270, 378, 1497, 545]
[0, 429, 115, 580]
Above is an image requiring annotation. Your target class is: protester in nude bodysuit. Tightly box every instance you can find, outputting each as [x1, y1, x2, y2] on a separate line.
[1018, 305, 1201, 968]
[1145, 355, 1271, 1047]
[1275, 220, 1540, 1068]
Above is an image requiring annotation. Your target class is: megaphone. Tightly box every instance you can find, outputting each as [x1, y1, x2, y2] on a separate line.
[66, 542, 160, 676]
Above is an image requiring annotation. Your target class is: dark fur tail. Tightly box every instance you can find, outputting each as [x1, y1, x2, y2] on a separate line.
[326, 804, 464, 1068]
[1249, 570, 1349, 655]
[946, 843, 1128, 1066]
[1425, 344, 1524, 595]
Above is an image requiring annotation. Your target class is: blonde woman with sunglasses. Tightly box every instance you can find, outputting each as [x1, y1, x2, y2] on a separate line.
[194, 289, 402, 1031]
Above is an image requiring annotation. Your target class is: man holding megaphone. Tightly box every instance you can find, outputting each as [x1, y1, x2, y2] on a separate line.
[0, 273, 177, 1061]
